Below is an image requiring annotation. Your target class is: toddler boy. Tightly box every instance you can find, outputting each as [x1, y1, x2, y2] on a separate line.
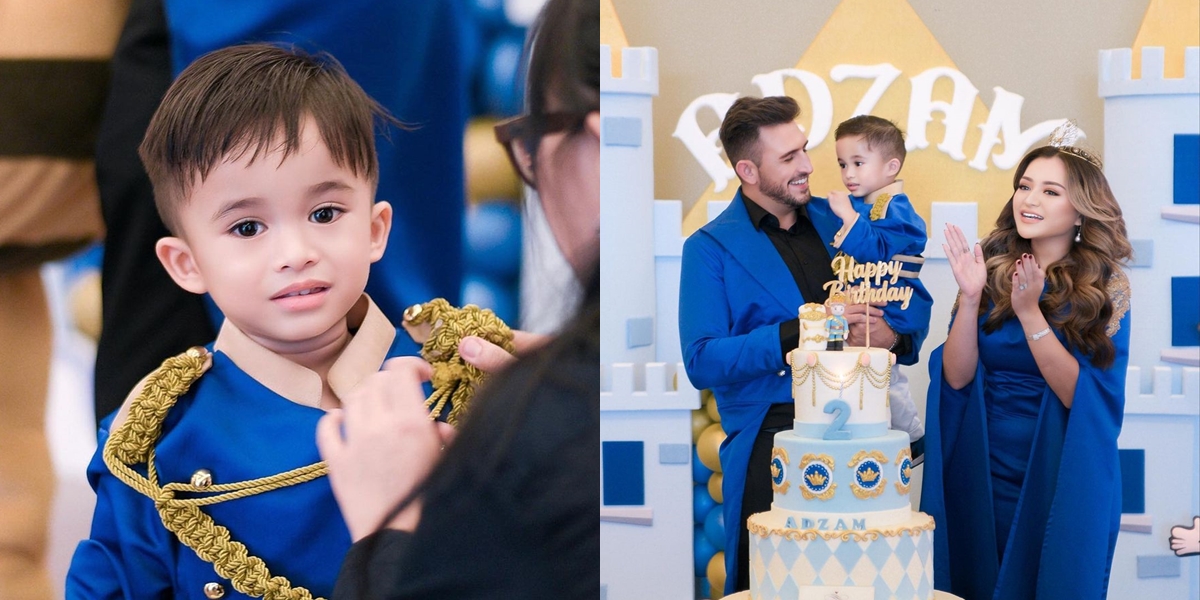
[826, 115, 930, 456]
[67, 43, 404, 599]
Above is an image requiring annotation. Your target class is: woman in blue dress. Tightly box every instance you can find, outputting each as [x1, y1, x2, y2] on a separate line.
[920, 129, 1132, 600]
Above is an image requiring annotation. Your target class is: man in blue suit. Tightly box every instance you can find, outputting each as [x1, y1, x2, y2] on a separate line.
[679, 96, 931, 596]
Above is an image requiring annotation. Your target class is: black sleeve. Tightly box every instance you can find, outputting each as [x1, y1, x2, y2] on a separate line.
[333, 350, 599, 599]
[334, 529, 416, 599]
[891, 333, 912, 358]
[779, 318, 799, 362]
[93, 0, 216, 426]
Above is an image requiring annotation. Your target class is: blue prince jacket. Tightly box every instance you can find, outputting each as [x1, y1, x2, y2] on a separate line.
[67, 295, 405, 599]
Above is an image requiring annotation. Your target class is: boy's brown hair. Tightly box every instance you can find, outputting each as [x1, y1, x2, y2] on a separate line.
[834, 115, 907, 170]
[139, 43, 397, 234]
[718, 96, 801, 167]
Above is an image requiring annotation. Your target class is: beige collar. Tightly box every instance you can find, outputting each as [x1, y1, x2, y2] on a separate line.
[865, 180, 904, 205]
[213, 294, 396, 408]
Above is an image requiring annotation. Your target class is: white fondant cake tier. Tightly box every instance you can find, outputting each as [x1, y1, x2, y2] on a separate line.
[789, 347, 893, 438]
[769, 430, 915, 516]
[747, 511, 935, 600]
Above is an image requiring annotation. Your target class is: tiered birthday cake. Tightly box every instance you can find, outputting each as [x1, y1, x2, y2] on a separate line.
[746, 260, 935, 600]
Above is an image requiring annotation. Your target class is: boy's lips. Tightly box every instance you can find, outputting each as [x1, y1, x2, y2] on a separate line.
[272, 282, 331, 311]
[272, 281, 331, 299]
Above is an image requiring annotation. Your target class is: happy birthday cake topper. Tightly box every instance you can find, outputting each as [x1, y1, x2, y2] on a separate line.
[822, 255, 915, 310]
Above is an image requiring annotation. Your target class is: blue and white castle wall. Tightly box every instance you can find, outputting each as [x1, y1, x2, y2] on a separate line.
[600, 44, 700, 600]
[1099, 45, 1200, 600]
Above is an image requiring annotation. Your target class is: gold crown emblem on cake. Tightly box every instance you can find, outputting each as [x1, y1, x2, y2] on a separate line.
[771, 463, 781, 479]
[902, 464, 912, 480]
[806, 472, 827, 486]
[859, 467, 879, 483]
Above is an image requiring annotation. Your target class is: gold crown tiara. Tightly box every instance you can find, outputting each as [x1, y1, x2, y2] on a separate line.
[1048, 120, 1103, 170]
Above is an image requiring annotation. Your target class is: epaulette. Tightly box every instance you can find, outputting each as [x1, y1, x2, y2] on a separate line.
[869, 193, 892, 222]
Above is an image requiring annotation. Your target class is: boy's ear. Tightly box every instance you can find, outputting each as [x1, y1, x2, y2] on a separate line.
[155, 236, 208, 295]
[886, 157, 902, 177]
[368, 201, 393, 263]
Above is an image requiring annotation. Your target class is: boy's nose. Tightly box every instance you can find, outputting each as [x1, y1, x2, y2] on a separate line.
[276, 229, 319, 270]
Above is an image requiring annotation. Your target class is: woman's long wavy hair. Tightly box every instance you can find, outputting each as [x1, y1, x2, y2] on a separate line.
[977, 146, 1131, 368]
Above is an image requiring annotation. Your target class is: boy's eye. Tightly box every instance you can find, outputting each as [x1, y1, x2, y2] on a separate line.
[855, 161, 864, 167]
[311, 206, 341, 224]
[231, 221, 263, 238]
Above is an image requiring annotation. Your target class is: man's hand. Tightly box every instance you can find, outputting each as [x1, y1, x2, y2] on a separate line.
[842, 302, 895, 349]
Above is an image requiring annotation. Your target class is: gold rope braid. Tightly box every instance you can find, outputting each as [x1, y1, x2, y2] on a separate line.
[102, 347, 328, 600]
[868, 193, 892, 222]
[403, 299, 515, 426]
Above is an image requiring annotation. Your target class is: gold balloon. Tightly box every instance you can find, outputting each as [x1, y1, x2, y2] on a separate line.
[465, 118, 522, 203]
[707, 472, 723, 504]
[691, 409, 713, 443]
[696, 423, 725, 472]
[705, 392, 721, 423]
[706, 551, 726, 595]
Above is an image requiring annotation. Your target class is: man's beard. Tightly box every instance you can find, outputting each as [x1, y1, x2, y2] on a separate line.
[760, 173, 811, 209]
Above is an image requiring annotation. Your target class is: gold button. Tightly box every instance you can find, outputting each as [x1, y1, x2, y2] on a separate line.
[191, 469, 213, 488]
[403, 303, 423, 322]
[204, 582, 225, 598]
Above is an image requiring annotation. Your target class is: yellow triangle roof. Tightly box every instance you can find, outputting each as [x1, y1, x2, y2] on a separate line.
[1131, 0, 1200, 78]
[601, 0, 630, 77]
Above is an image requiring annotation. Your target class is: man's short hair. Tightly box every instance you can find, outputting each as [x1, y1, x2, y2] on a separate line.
[718, 96, 800, 167]
[139, 43, 396, 234]
[834, 115, 906, 168]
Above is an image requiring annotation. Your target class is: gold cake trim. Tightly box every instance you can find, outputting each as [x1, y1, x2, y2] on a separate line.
[894, 448, 913, 495]
[792, 352, 892, 408]
[770, 447, 789, 495]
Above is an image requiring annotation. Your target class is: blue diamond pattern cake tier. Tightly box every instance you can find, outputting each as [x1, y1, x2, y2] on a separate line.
[748, 510, 934, 600]
[770, 429, 913, 521]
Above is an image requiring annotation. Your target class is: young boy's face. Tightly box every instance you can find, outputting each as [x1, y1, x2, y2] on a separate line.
[156, 116, 391, 354]
[835, 135, 900, 197]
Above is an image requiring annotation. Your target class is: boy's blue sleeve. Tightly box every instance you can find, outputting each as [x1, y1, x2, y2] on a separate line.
[836, 194, 928, 261]
[66, 427, 174, 600]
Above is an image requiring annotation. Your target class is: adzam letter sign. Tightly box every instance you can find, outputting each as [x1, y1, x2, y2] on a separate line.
[674, 63, 1078, 194]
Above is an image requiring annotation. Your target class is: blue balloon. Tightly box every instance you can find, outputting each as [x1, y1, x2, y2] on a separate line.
[478, 29, 526, 117]
[703, 504, 725, 551]
[694, 524, 717, 577]
[470, 0, 508, 30]
[693, 483, 715, 525]
[692, 446, 714, 485]
[465, 201, 522, 279]
[461, 273, 518, 326]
